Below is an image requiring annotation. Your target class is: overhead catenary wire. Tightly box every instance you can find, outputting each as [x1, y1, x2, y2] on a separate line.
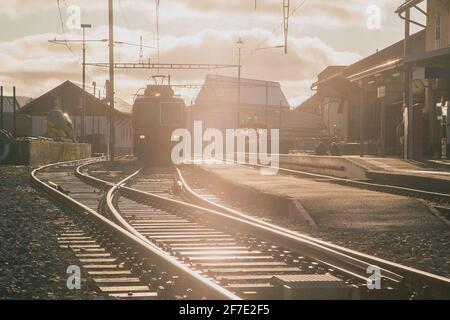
[242, 0, 308, 66]
[56, 0, 75, 57]
[55, 0, 100, 86]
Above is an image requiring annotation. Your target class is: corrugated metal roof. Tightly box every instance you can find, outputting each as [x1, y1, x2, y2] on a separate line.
[196, 74, 290, 108]
[114, 98, 132, 115]
[71, 81, 132, 114]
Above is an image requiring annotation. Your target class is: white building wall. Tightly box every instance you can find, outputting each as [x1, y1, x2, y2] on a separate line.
[31, 116, 46, 136]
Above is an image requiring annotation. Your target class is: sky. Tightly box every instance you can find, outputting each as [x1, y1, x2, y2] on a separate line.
[0, 0, 427, 107]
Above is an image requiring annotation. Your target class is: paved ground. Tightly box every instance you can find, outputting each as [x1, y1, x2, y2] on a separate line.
[0, 166, 104, 300]
[348, 156, 450, 181]
[199, 163, 443, 231]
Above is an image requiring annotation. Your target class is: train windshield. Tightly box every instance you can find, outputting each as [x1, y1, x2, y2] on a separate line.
[160, 102, 184, 126]
[134, 102, 157, 128]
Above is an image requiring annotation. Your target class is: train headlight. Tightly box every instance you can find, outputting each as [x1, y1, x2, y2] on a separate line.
[139, 135, 146, 140]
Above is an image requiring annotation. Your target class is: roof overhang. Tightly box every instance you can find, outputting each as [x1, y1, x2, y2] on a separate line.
[312, 58, 403, 94]
[403, 46, 450, 68]
[313, 73, 362, 101]
[395, 0, 424, 14]
[346, 59, 403, 82]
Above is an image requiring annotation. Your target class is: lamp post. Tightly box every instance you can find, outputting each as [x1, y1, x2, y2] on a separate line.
[108, 0, 115, 162]
[81, 23, 92, 143]
[236, 37, 244, 129]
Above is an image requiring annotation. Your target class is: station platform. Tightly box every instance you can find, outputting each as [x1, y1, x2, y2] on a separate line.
[279, 154, 450, 193]
[193, 163, 446, 231]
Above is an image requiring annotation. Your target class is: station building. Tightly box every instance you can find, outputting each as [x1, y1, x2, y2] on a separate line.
[19, 81, 133, 155]
[312, 0, 450, 159]
[189, 74, 321, 152]
[397, 0, 450, 158]
[313, 31, 426, 157]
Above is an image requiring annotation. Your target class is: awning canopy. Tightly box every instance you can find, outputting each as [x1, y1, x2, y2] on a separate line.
[312, 59, 402, 97]
[315, 74, 361, 102]
[403, 46, 450, 68]
[346, 59, 403, 82]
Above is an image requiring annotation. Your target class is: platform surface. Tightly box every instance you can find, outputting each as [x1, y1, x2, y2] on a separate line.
[197, 163, 446, 231]
[347, 156, 450, 181]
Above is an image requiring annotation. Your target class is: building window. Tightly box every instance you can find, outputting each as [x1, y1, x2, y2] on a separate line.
[435, 14, 441, 49]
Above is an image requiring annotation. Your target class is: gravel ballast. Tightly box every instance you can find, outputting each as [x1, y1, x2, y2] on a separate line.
[0, 166, 104, 300]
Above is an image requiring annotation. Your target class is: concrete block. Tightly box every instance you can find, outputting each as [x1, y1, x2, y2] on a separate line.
[280, 154, 368, 180]
[4, 139, 91, 166]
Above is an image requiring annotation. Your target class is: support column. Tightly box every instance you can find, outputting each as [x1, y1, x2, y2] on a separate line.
[0, 86, 3, 130]
[403, 8, 414, 159]
[13, 86, 17, 136]
[425, 79, 436, 157]
[379, 87, 387, 157]
[359, 81, 365, 157]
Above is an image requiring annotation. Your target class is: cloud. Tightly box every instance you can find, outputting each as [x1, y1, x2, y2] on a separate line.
[7, 0, 404, 104]
[0, 26, 360, 107]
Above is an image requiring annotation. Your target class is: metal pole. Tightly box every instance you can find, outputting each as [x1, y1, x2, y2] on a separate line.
[108, 0, 115, 162]
[13, 86, 17, 136]
[98, 89, 101, 135]
[92, 81, 96, 138]
[0, 86, 3, 130]
[404, 8, 413, 159]
[283, 0, 290, 54]
[237, 49, 241, 129]
[359, 82, 365, 157]
[265, 81, 269, 128]
[82, 26, 86, 143]
[81, 24, 92, 144]
[279, 99, 282, 129]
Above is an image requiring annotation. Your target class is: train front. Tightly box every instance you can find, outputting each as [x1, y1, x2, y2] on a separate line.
[133, 85, 186, 165]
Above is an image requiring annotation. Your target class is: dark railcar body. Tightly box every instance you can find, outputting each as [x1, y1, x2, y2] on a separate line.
[133, 85, 185, 165]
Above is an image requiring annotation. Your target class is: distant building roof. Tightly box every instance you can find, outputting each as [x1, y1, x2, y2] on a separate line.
[0, 96, 32, 113]
[114, 98, 132, 115]
[296, 95, 320, 115]
[196, 74, 290, 108]
[19, 81, 130, 117]
[318, 66, 346, 81]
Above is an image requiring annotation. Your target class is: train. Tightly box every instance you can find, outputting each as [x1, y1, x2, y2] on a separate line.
[133, 85, 186, 165]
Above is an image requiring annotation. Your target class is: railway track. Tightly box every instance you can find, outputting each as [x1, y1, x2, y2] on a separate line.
[31, 158, 238, 300]
[92, 165, 449, 300]
[32, 158, 450, 299]
[175, 165, 450, 297]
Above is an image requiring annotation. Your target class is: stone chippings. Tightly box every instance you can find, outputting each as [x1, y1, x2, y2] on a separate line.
[272, 210, 449, 278]
[0, 167, 105, 300]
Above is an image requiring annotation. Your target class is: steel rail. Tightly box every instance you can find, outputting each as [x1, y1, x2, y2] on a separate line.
[175, 165, 450, 299]
[114, 184, 405, 284]
[72, 159, 450, 299]
[32, 159, 239, 300]
[102, 170, 241, 300]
